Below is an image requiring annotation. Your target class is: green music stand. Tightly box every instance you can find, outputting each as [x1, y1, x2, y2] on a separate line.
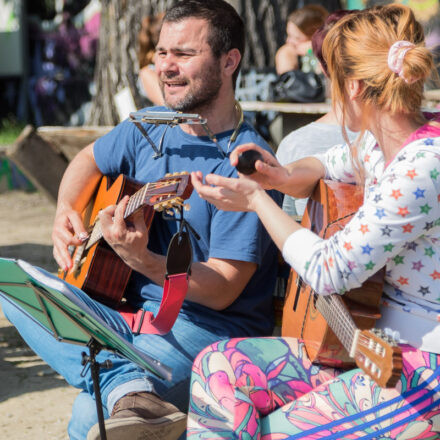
[0, 258, 172, 440]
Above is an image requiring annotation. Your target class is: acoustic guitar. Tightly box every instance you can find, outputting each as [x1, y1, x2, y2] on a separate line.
[58, 172, 193, 308]
[282, 180, 402, 388]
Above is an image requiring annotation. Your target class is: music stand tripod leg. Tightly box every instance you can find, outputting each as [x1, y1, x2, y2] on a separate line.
[81, 339, 113, 440]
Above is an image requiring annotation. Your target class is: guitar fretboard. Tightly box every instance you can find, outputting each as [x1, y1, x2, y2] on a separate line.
[315, 293, 357, 353]
[85, 182, 153, 250]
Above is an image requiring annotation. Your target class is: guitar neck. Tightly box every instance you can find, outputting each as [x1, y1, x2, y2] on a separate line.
[315, 294, 358, 355]
[86, 183, 152, 249]
[124, 182, 152, 218]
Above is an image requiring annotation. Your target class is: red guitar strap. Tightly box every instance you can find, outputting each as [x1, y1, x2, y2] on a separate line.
[119, 228, 193, 335]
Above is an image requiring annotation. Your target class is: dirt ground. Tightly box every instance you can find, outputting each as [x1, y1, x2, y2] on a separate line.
[0, 190, 78, 439]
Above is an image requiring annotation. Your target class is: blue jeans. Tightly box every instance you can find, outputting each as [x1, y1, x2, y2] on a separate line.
[0, 276, 232, 440]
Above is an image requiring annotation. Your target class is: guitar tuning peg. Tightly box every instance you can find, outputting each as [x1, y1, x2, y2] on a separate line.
[386, 335, 396, 346]
[370, 364, 381, 377]
[372, 328, 384, 337]
[165, 209, 175, 216]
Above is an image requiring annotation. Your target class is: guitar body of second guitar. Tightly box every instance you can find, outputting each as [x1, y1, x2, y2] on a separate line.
[282, 180, 384, 369]
[61, 175, 154, 307]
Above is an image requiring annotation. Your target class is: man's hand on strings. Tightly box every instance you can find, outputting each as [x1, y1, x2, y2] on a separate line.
[99, 196, 150, 268]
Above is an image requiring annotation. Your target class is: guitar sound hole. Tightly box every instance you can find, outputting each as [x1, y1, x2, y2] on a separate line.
[292, 277, 302, 312]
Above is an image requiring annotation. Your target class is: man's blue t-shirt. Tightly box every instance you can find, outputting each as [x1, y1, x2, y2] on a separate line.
[94, 106, 282, 337]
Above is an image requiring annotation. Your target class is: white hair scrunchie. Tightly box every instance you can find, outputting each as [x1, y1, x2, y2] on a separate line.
[387, 40, 416, 83]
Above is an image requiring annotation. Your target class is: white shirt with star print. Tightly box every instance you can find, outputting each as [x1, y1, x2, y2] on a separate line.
[283, 127, 440, 353]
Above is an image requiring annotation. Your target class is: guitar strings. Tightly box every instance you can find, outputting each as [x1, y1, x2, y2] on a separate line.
[325, 296, 389, 356]
[87, 178, 183, 248]
[307, 208, 391, 382]
[317, 295, 357, 349]
[316, 300, 353, 352]
[317, 214, 362, 350]
[126, 178, 182, 218]
[319, 295, 386, 380]
[71, 177, 187, 271]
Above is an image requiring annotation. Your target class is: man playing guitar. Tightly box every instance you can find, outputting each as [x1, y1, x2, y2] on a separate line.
[0, 1, 281, 439]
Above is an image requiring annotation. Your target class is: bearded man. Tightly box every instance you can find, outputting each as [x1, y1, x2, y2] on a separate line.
[0, 1, 282, 439]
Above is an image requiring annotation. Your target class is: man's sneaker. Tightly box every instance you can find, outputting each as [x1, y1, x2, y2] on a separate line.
[87, 392, 187, 440]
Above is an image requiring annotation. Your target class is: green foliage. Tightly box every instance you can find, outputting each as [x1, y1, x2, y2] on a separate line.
[0, 117, 25, 146]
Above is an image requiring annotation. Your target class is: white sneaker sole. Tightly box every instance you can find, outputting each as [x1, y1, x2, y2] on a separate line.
[87, 412, 187, 440]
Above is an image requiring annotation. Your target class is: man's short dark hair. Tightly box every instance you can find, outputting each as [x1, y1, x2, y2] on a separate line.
[164, 0, 245, 87]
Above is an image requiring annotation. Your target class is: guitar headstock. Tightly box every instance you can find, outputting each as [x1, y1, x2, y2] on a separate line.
[146, 172, 193, 212]
[354, 328, 402, 388]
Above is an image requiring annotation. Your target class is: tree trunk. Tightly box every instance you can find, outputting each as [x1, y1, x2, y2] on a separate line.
[235, 0, 342, 69]
[237, 0, 290, 69]
[87, 0, 177, 125]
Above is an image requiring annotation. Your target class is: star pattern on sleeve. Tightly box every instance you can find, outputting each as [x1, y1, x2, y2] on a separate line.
[297, 138, 440, 326]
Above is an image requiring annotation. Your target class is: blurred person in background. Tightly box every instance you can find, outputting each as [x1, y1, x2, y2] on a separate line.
[275, 4, 328, 75]
[138, 12, 165, 106]
[276, 10, 358, 218]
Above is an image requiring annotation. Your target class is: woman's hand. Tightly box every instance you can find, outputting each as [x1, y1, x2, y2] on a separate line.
[296, 40, 312, 57]
[229, 143, 290, 191]
[192, 170, 303, 254]
[275, 44, 300, 74]
[191, 171, 265, 212]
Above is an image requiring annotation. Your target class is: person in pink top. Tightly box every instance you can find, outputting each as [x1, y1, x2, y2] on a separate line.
[188, 4, 440, 438]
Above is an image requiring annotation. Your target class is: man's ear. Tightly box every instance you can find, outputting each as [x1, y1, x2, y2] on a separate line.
[348, 79, 363, 100]
[223, 48, 241, 77]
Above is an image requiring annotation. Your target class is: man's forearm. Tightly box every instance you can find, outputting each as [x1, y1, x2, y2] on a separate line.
[252, 190, 302, 252]
[56, 143, 103, 215]
[52, 143, 104, 269]
[130, 250, 256, 311]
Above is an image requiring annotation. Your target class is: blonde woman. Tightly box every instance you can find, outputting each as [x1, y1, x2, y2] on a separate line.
[189, 5, 440, 438]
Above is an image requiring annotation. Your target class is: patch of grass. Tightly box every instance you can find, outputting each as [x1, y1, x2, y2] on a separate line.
[0, 118, 26, 146]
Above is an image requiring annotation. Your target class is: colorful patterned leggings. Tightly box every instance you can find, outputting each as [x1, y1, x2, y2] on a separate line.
[188, 337, 440, 439]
